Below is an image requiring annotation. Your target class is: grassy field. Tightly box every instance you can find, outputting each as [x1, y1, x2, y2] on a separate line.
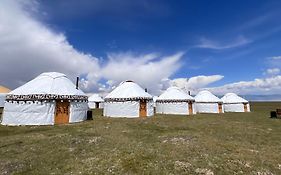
[0, 102, 281, 174]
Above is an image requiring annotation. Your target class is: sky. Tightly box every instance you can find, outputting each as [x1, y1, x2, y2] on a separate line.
[1, 0, 281, 97]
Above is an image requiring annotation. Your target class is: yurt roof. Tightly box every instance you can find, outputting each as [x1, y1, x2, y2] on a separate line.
[0, 86, 11, 93]
[195, 90, 222, 103]
[221, 93, 248, 103]
[105, 80, 152, 101]
[157, 87, 194, 101]
[7, 72, 86, 100]
[88, 94, 104, 102]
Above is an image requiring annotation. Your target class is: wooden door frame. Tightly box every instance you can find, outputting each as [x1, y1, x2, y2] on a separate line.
[243, 103, 248, 112]
[188, 102, 193, 115]
[218, 103, 223, 113]
[95, 102, 99, 109]
[139, 100, 147, 118]
[54, 100, 70, 124]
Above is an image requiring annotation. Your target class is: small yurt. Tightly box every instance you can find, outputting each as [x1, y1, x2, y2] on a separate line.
[88, 94, 104, 109]
[195, 90, 224, 114]
[156, 87, 196, 115]
[221, 93, 250, 112]
[104, 80, 154, 118]
[0, 85, 11, 108]
[1, 72, 88, 126]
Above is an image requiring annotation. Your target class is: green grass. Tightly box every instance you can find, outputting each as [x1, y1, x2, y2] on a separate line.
[0, 102, 281, 174]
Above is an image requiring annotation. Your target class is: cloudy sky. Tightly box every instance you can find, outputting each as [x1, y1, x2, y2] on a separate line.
[1, 0, 281, 96]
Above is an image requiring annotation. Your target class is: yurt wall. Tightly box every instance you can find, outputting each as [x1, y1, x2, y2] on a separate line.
[195, 102, 223, 114]
[104, 101, 139, 118]
[156, 102, 196, 115]
[224, 103, 244, 112]
[3, 100, 56, 125]
[69, 101, 88, 122]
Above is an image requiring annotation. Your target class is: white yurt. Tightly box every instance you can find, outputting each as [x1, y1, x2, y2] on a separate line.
[221, 93, 250, 112]
[0, 86, 11, 108]
[1, 72, 88, 126]
[104, 80, 154, 118]
[195, 90, 224, 114]
[156, 87, 196, 115]
[88, 94, 104, 109]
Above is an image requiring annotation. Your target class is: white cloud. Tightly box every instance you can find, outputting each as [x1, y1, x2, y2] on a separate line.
[267, 56, 281, 60]
[264, 68, 280, 76]
[160, 75, 281, 96]
[185, 75, 224, 90]
[265, 56, 281, 75]
[208, 76, 281, 95]
[167, 75, 224, 94]
[237, 13, 275, 31]
[197, 36, 251, 50]
[0, 0, 183, 95]
[101, 52, 184, 95]
[0, 0, 100, 91]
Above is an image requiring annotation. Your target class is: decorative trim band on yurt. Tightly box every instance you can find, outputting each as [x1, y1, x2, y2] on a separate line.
[195, 102, 222, 104]
[6, 94, 88, 101]
[156, 99, 195, 103]
[224, 102, 249, 104]
[104, 97, 152, 102]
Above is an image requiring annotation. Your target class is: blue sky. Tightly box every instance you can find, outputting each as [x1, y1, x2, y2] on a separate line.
[39, 0, 281, 84]
[1, 0, 281, 96]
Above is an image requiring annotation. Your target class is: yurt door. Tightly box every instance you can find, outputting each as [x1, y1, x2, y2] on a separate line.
[188, 102, 193, 115]
[95, 102, 99, 109]
[139, 100, 147, 118]
[55, 101, 70, 124]
[244, 103, 248, 112]
[218, 103, 223, 113]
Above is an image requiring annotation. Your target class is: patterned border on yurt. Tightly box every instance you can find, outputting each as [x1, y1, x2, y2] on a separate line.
[224, 102, 249, 105]
[195, 101, 223, 104]
[156, 99, 195, 103]
[104, 97, 152, 102]
[6, 94, 88, 101]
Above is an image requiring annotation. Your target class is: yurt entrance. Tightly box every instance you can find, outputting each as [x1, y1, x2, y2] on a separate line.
[55, 100, 70, 124]
[188, 102, 193, 115]
[243, 103, 248, 112]
[139, 100, 147, 118]
[218, 103, 223, 113]
[95, 102, 100, 109]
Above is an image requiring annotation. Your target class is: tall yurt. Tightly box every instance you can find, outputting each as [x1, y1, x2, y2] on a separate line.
[195, 90, 224, 114]
[156, 87, 196, 115]
[104, 80, 154, 118]
[1, 72, 88, 125]
[221, 93, 250, 112]
[88, 94, 104, 109]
